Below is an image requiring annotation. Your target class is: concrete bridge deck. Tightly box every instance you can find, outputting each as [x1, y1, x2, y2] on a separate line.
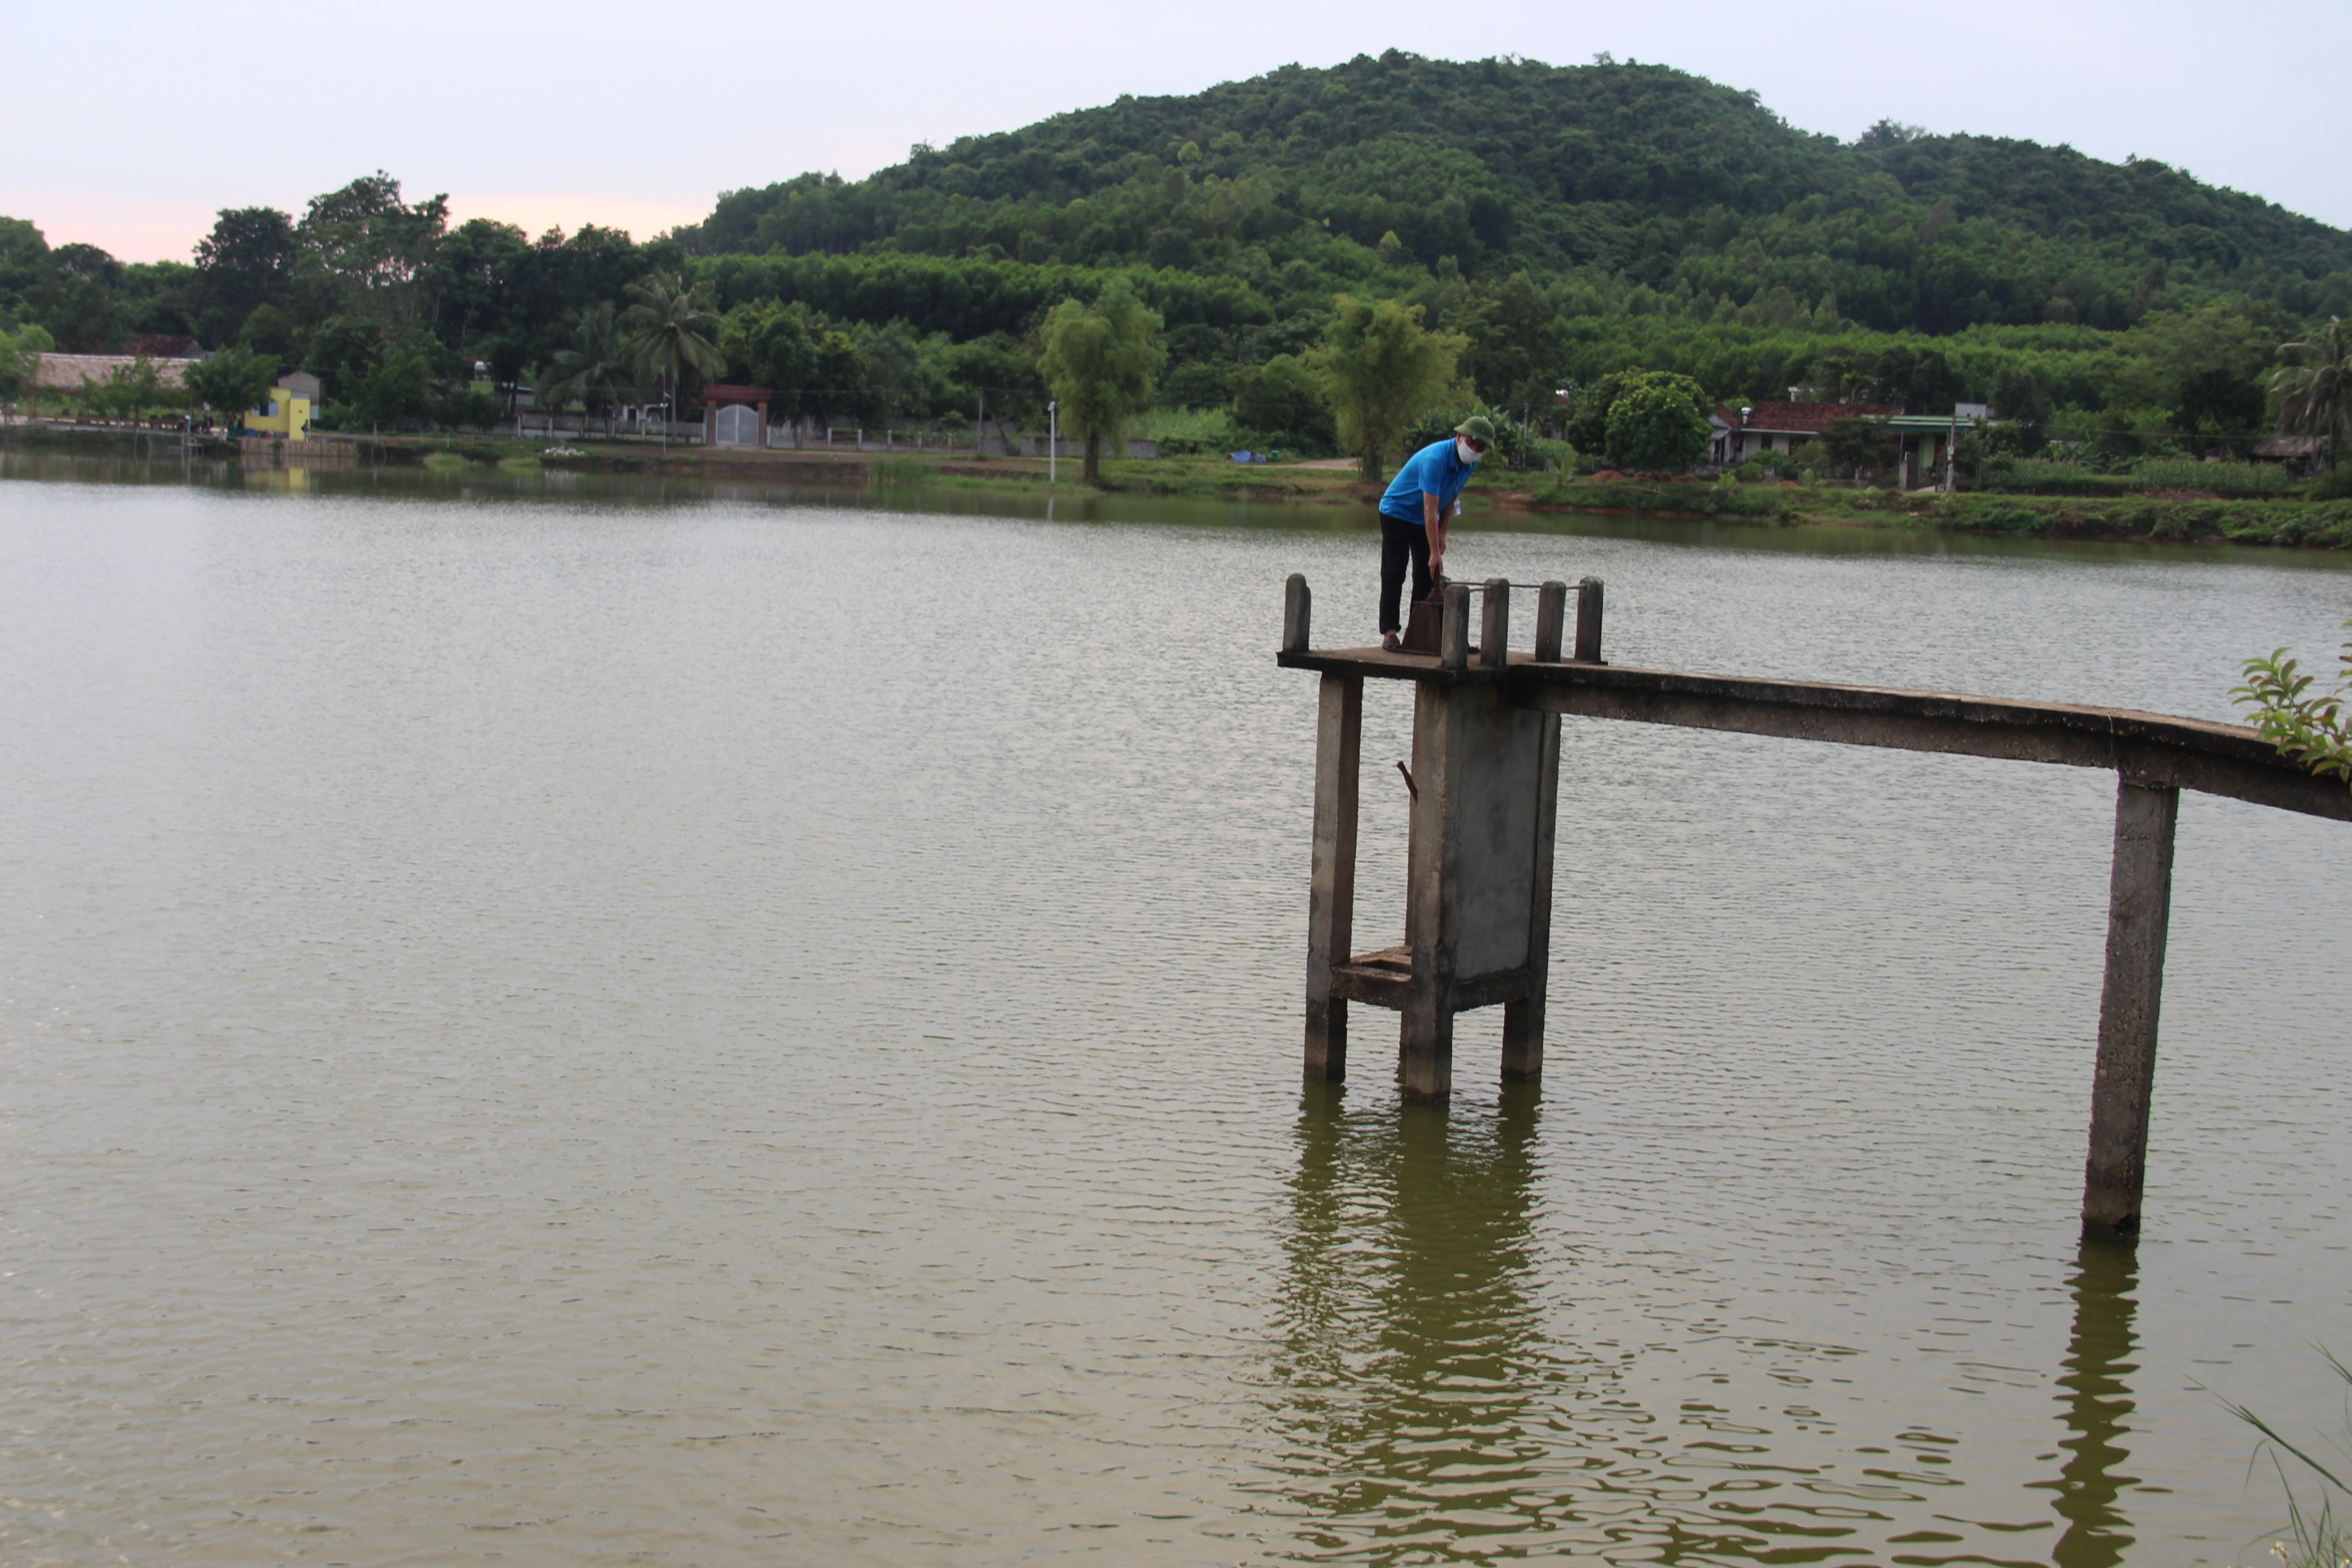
[1276, 643, 2352, 823]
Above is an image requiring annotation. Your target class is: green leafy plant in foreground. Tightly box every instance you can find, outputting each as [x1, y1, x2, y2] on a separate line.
[2220, 1350, 2352, 1567]
[2234, 619, 2352, 787]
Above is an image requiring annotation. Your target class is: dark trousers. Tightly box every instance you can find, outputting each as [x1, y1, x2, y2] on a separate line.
[1378, 511, 1431, 633]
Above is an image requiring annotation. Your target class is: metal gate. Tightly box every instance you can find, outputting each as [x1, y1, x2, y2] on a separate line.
[714, 404, 758, 446]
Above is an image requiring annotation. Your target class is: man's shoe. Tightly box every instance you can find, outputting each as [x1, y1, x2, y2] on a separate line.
[1381, 633, 1403, 653]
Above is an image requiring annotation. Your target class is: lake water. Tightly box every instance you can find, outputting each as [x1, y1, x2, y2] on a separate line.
[5, 454, 2350, 1567]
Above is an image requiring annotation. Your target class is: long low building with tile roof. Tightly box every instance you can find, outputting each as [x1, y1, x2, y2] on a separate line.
[31, 353, 194, 392]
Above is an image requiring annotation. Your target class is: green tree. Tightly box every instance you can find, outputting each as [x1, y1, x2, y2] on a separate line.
[1991, 366, 2054, 455]
[941, 331, 1044, 443]
[852, 317, 949, 425]
[1821, 414, 1894, 476]
[38, 242, 131, 350]
[2107, 300, 2287, 409]
[538, 302, 631, 434]
[184, 344, 279, 431]
[1038, 279, 1167, 482]
[2273, 316, 2351, 467]
[432, 386, 504, 431]
[719, 301, 816, 400]
[0, 323, 49, 410]
[2234, 620, 2352, 789]
[1601, 371, 1711, 471]
[81, 357, 167, 424]
[191, 206, 296, 345]
[1461, 270, 1562, 409]
[1309, 294, 1465, 480]
[238, 302, 294, 369]
[1562, 370, 1636, 457]
[2170, 367, 2264, 454]
[805, 325, 867, 429]
[619, 270, 722, 421]
[1230, 353, 1335, 451]
[295, 172, 449, 328]
[347, 348, 434, 441]
[428, 217, 532, 370]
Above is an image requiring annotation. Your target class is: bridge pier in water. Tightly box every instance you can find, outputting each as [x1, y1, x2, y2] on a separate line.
[1279, 572, 2345, 1237]
[1295, 575, 1581, 1103]
[2083, 778, 2179, 1237]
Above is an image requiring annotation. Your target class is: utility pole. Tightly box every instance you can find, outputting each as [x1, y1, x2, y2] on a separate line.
[1048, 399, 1058, 486]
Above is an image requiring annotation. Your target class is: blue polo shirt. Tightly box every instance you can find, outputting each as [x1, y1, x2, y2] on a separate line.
[1378, 438, 1478, 524]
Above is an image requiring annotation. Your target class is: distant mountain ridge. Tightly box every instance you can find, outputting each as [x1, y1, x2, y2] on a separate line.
[674, 53, 2352, 336]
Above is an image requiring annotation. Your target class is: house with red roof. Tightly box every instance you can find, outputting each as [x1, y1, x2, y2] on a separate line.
[1709, 402, 1899, 466]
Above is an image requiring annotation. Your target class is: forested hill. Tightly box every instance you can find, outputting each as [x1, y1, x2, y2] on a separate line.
[673, 53, 2352, 336]
[6, 51, 2344, 441]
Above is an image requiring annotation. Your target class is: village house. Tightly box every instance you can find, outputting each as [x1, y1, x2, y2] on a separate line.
[1712, 399, 1991, 488]
[1708, 400, 1901, 465]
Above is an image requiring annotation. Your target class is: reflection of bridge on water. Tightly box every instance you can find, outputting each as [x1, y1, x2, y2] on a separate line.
[1265, 1086, 2149, 1564]
[1278, 573, 2348, 1238]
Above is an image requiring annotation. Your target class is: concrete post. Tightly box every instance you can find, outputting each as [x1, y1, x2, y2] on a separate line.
[1403, 680, 1456, 1101]
[1283, 573, 1311, 656]
[1440, 582, 1471, 672]
[1534, 581, 1568, 662]
[2082, 778, 2179, 1237]
[1304, 672, 1362, 1080]
[1480, 579, 1510, 668]
[1574, 577, 1605, 664]
[1502, 710, 1561, 1082]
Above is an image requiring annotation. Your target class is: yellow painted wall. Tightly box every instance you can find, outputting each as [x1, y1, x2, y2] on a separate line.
[245, 389, 312, 442]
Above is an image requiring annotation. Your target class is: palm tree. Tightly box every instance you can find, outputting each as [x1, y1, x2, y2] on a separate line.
[2273, 315, 2352, 468]
[619, 271, 723, 451]
[538, 302, 629, 437]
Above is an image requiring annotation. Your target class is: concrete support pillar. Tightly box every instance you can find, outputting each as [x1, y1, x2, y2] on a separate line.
[1403, 680, 1457, 1101]
[1502, 710, 1561, 1082]
[1304, 671, 1362, 1081]
[2082, 778, 2179, 1237]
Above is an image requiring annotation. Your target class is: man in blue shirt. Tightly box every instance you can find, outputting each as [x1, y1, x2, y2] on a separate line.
[1376, 415, 1494, 652]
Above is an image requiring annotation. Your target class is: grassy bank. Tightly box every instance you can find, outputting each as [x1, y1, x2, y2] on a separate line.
[1518, 473, 2352, 548]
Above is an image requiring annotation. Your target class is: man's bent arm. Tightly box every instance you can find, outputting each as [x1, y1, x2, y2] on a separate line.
[1423, 490, 1449, 573]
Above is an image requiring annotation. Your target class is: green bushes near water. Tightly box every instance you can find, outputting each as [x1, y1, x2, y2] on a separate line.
[1519, 473, 2352, 546]
[1975, 455, 2307, 496]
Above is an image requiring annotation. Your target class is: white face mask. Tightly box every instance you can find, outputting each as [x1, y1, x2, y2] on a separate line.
[1456, 437, 1480, 463]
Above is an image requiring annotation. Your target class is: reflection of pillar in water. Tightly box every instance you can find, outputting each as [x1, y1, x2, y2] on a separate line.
[1267, 1084, 1552, 1545]
[2046, 1239, 2140, 1568]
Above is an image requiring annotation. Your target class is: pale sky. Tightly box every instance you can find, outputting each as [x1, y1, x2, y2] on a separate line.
[7, 0, 2345, 265]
